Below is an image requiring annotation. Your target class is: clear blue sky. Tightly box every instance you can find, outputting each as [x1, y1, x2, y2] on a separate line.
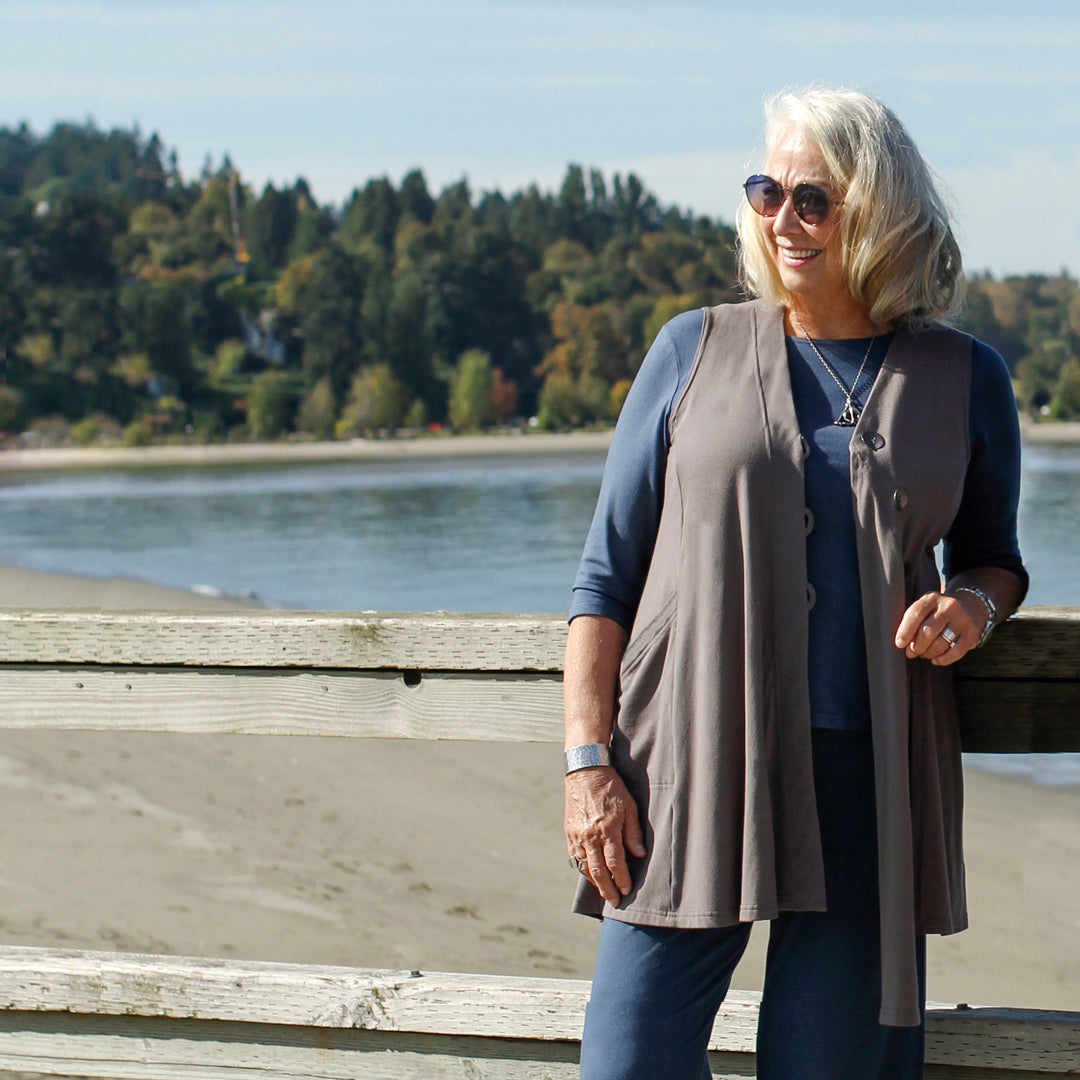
[3, 1, 1078, 276]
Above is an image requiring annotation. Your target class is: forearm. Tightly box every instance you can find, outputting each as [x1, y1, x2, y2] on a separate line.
[563, 614, 642, 902]
[564, 614, 628, 749]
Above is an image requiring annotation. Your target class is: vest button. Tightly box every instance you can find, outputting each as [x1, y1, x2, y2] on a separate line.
[804, 507, 814, 535]
[893, 487, 909, 510]
[862, 431, 885, 450]
[806, 583, 817, 610]
[800, 435, 811, 460]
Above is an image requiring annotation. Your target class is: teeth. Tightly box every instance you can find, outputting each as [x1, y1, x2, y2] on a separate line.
[784, 249, 819, 258]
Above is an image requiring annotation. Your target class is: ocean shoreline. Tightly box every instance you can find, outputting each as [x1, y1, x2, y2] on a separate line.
[0, 430, 614, 474]
[1, 419, 1077, 475]
[1019, 418, 1080, 443]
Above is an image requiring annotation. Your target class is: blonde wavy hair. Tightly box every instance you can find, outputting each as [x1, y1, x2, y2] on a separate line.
[735, 87, 962, 329]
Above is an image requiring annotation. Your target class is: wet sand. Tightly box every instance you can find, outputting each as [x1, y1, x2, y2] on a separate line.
[0, 565, 1075, 1011]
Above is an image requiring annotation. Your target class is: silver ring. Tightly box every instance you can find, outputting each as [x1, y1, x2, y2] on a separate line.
[568, 855, 587, 873]
[941, 626, 958, 648]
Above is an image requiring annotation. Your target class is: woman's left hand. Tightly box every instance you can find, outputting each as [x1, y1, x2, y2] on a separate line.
[894, 590, 985, 666]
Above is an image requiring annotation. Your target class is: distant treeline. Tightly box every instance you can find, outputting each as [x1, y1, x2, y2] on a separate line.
[0, 120, 1077, 447]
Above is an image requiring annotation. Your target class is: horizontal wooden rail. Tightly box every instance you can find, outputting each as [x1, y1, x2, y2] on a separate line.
[0, 608, 1076, 1077]
[0, 947, 1075, 1079]
[0, 607, 1076, 750]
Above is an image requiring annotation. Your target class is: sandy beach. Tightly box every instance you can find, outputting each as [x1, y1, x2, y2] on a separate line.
[0, 430, 615, 474]
[0, 565, 1076, 1013]
[0, 419, 1077, 478]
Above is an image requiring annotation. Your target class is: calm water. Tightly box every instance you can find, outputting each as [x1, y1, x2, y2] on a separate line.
[0, 453, 605, 612]
[0, 444, 1076, 783]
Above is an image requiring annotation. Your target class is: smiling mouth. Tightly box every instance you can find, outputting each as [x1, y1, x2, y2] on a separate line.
[780, 248, 821, 260]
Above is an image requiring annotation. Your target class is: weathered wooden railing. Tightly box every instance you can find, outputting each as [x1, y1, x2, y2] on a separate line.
[0, 606, 1076, 1079]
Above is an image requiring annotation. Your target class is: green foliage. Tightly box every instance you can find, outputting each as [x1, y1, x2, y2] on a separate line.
[296, 375, 337, 440]
[210, 339, 248, 387]
[608, 378, 632, 418]
[644, 294, 696, 351]
[122, 417, 153, 446]
[246, 369, 296, 439]
[142, 282, 195, 394]
[0, 385, 20, 429]
[70, 415, 101, 446]
[960, 274, 1080, 415]
[448, 349, 495, 431]
[403, 397, 428, 430]
[70, 413, 121, 446]
[5, 117, 1080, 444]
[246, 183, 298, 277]
[1050, 358, 1080, 420]
[536, 373, 580, 430]
[283, 244, 366, 402]
[337, 363, 409, 435]
[1016, 339, 1073, 413]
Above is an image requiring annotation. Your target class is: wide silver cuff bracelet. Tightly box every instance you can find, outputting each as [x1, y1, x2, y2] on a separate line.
[564, 743, 612, 774]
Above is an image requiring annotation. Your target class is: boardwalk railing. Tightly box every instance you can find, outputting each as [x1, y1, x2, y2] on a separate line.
[0, 606, 1076, 1079]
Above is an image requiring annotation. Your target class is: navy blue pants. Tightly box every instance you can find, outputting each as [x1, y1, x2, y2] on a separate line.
[579, 731, 926, 1080]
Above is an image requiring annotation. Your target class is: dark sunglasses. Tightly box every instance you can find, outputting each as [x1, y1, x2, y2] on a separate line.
[743, 174, 841, 226]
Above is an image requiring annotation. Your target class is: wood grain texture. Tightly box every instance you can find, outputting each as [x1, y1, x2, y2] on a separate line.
[0, 608, 1077, 749]
[0, 612, 569, 671]
[0, 948, 1075, 1073]
[926, 1006, 1080, 1073]
[0, 606, 1073, 677]
[0, 1014, 584, 1080]
[958, 609, 1080, 681]
[0, 667, 564, 740]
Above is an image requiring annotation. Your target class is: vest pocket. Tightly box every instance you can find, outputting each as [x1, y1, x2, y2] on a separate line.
[613, 591, 678, 912]
[617, 592, 678, 775]
[620, 591, 677, 678]
[615, 592, 678, 791]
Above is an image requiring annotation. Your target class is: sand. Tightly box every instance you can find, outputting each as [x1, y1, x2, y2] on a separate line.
[0, 565, 1075, 1013]
[0, 419, 1075, 478]
[0, 430, 615, 474]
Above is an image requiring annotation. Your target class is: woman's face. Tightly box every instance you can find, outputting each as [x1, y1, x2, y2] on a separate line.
[759, 133, 850, 321]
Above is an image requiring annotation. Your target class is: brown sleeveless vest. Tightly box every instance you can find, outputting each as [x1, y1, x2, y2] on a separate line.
[573, 299, 972, 1026]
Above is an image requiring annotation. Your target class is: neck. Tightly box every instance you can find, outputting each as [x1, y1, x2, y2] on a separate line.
[785, 298, 885, 339]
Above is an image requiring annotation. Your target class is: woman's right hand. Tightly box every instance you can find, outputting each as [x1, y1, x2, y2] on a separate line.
[564, 765, 646, 905]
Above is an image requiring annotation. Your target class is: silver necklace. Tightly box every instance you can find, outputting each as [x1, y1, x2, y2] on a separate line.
[793, 310, 876, 427]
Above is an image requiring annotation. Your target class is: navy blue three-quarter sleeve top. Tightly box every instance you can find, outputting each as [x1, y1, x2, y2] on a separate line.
[569, 309, 1027, 732]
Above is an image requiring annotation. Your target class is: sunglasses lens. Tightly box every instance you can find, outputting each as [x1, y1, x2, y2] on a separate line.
[793, 183, 831, 225]
[744, 176, 782, 217]
[744, 175, 834, 225]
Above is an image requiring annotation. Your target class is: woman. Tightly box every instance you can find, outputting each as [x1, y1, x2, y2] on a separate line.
[563, 87, 1027, 1080]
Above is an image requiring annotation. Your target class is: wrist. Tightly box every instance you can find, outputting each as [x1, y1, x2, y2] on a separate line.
[564, 743, 612, 774]
[951, 584, 997, 647]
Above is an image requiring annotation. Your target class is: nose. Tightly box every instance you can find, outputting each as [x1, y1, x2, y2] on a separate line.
[771, 192, 803, 233]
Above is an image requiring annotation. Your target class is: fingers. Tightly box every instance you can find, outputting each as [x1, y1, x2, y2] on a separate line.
[564, 768, 643, 905]
[893, 591, 940, 651]
[894, 591, 978, 666]
[623, 802, 647, 859]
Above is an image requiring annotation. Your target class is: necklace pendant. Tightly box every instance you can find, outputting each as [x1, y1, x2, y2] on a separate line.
[834, 400, 860, 426]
